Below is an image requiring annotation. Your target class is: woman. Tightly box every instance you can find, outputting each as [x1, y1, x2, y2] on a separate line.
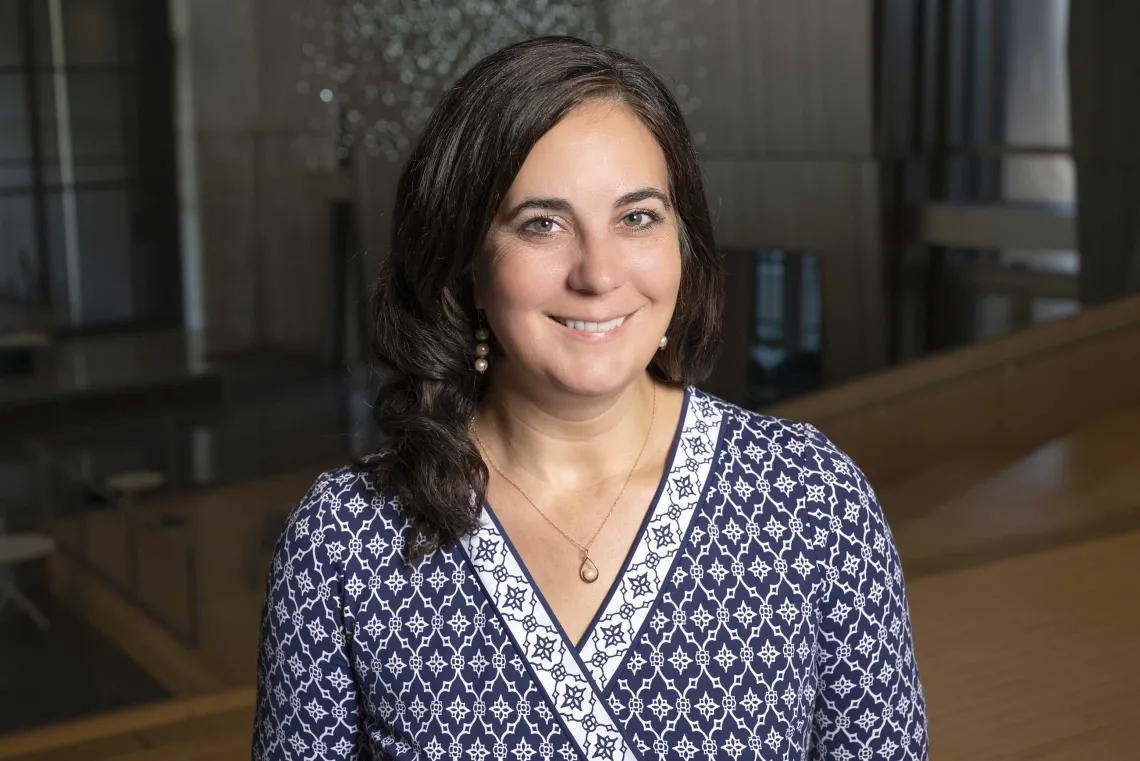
[254, 36, 927, 760]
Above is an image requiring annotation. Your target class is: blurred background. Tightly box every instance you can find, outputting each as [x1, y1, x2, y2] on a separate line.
[0, 0, 1138, 758]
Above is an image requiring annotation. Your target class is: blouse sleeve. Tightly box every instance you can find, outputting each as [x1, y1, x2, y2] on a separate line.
[804, 432, 929, 760]
[252, 476, 365, 760]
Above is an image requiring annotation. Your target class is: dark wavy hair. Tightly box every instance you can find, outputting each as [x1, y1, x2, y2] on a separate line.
[365, 36, 723, 564]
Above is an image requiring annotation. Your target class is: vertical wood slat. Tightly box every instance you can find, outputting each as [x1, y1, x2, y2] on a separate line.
[1069, 0, 1140, 305]
[616, 0, 884, 381]
[679, 0, 746, 154]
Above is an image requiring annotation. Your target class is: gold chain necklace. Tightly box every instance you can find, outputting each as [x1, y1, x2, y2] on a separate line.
[471, 385, 657, 584]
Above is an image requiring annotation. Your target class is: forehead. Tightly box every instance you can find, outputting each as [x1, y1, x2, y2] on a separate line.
[505, 100, 669, 199]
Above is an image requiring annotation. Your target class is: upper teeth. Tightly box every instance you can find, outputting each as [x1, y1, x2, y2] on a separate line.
[558, 316, 626, 333]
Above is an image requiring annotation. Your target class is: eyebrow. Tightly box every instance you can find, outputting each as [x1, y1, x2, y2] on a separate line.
[503, 186, 672, 221]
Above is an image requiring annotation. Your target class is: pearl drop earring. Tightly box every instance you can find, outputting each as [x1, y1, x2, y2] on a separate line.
[474, 327, 490, 373]
[658, 335, 668, 351]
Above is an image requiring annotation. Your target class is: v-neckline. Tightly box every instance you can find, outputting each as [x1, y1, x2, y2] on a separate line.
[458, 388, 726, 758]
[480, 385, 693, 654]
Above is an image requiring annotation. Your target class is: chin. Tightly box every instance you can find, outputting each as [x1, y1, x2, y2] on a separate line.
[543, 356, 651, 398]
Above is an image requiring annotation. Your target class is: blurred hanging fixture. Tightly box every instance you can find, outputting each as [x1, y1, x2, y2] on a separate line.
[293, 0, 713, 163]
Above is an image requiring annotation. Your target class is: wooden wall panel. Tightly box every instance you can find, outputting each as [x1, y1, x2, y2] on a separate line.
[254, 134, 331, 353]
[736, 0, 873, 156]
[1069, 0, 1140, 305]
[179, 0, 334, 355]
[615, 0, 885, 382]
[193, 133, 259, 349]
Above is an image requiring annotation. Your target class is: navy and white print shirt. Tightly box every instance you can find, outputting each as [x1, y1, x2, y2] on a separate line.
[253, 388, 928, 760]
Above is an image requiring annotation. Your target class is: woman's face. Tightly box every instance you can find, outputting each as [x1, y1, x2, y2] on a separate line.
[477, 100, 682, 398]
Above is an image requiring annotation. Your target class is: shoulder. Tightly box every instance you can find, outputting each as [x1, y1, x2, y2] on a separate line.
[690, 386, 878, 510]
[690, 387, 834, 461]
[274, 459, 411, 577]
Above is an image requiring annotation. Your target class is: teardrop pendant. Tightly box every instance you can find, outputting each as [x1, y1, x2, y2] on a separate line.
[579, 554, 599, 583]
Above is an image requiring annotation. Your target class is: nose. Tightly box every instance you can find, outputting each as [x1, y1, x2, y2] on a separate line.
[566, 230, 625, 295]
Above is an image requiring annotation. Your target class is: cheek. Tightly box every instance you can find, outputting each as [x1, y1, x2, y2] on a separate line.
[631, 237, 683, 302]
[483, 244, 567, 312]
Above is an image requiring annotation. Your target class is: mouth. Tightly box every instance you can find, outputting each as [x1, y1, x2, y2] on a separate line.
[550, 314, 630, 334]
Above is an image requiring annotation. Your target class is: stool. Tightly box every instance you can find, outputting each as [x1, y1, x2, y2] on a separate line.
[0, 533, 55, 630]
[105, 470, 166, 590]
[105, 470, 167, 500]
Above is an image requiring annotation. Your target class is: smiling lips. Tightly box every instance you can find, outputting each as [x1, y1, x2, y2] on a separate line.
[553, 314, 628, 334]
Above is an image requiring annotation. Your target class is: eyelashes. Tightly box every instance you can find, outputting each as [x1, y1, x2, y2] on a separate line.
[618, 209, 664, 229]
[517, 208, 665, 237]
[518, 215, 561, 236]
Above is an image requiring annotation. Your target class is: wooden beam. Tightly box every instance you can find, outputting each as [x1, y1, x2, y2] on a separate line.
[919, 202, 1077, 250]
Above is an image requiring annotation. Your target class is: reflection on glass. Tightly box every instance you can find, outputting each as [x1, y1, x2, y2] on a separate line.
[975, 293, 1013, 340]
[999, 249, 1078, 275]
[748, 249, 822, 408]
[1031, 297, 1080, 325]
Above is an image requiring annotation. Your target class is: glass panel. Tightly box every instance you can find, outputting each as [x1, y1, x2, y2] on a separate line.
[975, 293, 1012, 340]
[35, 71, 124, 161]
[0, 0, 21, 68]
[62, 0, 121, 66]
[801, 254, 822, 352]
[1032, 297, 1080, 324]
[32, 0, 52, 66]
[43, 189, 70, 322]
[0, 161, 31, 189]
[0, 72, 29, 159]
[999, 249, 1079, 274]
[1002, 154, 1074, 205]
[75, 187, 132, 325]
[73, 157, 127, 185]
[943, 0, 1070, 150]
[0, 193, 37, 303]
[748, 249, 824, 407]
[42, 156, 128, 186]
[31, 73, 59, 161]
[66, 70, 123, 158]
[1002, 0, 1070, 148]
[940, 153, 1076, 207]
[755, 250, 784, 342]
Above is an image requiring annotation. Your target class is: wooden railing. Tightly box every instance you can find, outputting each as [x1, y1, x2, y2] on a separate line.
[767, 293, 1140, 489]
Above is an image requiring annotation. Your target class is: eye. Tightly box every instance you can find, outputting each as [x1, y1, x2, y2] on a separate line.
[619, 210, 660, 229]
[521, 216, 561, 235]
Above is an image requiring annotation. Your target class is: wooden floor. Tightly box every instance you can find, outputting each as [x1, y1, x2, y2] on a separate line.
[890, 407, 1140, 758]
[8, 408, 1140, 759]
[0, 690, 253, 761]
[906, 529, 1140, 759]
[43, 461, 342, 696]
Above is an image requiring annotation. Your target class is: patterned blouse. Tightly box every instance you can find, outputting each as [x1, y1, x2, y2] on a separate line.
[253, 387, 928, 760]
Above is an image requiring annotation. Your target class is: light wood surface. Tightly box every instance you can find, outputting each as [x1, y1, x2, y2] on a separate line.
[45, 461, 341, 698]
[46, 550, 225, 698]
[0, 689, 253, 761]
[895, 408, 1140, 576]
[907, 529, 1140, 760]
[876, 448, 1018, 520]
[769, 293, 1140, 491]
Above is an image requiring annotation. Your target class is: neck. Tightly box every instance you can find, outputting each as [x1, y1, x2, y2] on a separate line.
[474, 371, 658, 492]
